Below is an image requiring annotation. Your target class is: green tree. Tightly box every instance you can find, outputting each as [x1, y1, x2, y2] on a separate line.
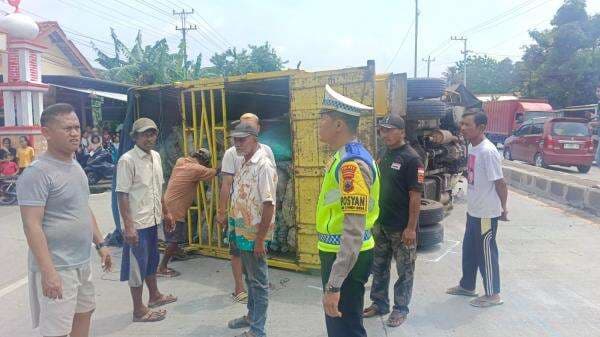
[93, 29, 200, 85]
[519, 0, 600, 107]
[444, 55, 519, 94]
[94, 33, 287, 84]
[206, 42, 287, 77]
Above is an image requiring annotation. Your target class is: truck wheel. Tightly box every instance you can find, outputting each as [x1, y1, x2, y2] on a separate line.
[407, 78, 446, 99]
[577, 165, 591, 173]
[406, 100, 447, 121]
[418, 223, 444, 248]
[503, 147, 513, 161]
[419, 199, 445, 226]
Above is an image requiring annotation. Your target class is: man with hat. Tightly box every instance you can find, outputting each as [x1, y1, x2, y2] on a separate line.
[363, 115, 424, 327]
[158, 148, 218, 277]
[317, 85, 380, 337]
[116, 117, 177, 322]
[217, 113, 274, 305]
[226, 122, 277, 337]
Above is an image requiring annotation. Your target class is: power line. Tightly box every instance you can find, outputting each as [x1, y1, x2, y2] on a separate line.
[422, 56, 436, 77]
[173, 8, 197, 79]
[422, 0, 543, 61]
[451, 36, 469, 87]
[159, 0, 232, 50]
[385, 21, 414, 72]
[53, 0, 173, 42]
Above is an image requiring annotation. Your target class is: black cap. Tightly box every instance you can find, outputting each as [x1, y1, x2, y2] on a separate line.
[229, 122, 258, 138]
[378, 115, 405, 129]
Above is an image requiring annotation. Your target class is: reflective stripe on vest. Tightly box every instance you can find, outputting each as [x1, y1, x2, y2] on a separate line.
[315, 142, 380, 253]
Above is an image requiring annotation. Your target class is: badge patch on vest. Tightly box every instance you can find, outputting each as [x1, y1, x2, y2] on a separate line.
[339, 161, 369, 214]
[417, 166, 425, 184]
[391, 162, 401, 170]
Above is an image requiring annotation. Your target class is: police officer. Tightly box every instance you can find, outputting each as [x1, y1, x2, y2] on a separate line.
[363, 115, 424, 327]
[317, 85, 380, 337]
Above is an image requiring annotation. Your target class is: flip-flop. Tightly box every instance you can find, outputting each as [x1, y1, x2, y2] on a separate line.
[363, 304, 388, 318]
[470, 296, 504, 308]
[446, 286, 478, 297]
[232, 291, 248, 304]
[148, 294, 178, 308]
[132, 309, 166, 322]
[386, 311, 407, 327]
[156, 268, 181, 278]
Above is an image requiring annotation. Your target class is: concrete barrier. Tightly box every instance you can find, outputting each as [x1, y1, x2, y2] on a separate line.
[502, 164, 600, 217]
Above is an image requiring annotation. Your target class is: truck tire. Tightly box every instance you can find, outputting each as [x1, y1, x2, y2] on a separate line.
[407, 78, 446, 99]
[406, 100, 447, 120]
[419, 199, 445, 226]
[418, 223, 444, 248]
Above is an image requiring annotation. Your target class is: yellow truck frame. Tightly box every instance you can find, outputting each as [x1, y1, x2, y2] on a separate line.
[130, 61, 389, 271]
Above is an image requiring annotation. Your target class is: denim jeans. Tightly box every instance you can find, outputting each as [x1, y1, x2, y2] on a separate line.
[240, 251, 269, 337]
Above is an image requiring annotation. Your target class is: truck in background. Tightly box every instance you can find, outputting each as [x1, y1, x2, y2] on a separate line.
[483, 99, 556, 145]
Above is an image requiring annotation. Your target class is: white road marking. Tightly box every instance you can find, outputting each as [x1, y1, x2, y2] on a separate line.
[0, 276, 28, 299]
[420, 240, 461, 263]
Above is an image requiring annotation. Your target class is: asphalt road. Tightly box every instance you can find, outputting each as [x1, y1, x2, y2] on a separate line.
[1, 190, 600, 337]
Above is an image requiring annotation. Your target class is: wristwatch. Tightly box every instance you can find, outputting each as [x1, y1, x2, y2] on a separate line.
[325, 285, 340, 294]
[95, 241, 106, 250]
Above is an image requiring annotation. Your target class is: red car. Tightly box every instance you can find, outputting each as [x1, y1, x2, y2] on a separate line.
[504, 117, 595, 173]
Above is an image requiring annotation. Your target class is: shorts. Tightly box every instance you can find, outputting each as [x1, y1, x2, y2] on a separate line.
[29, 263, 95, 337]
[228, 218, 241, 257]
[164, 220, 188, 244]
[120, 225, 160, 287]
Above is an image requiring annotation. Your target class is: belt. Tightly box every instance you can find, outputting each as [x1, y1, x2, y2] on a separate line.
[318, 230, 372, 245]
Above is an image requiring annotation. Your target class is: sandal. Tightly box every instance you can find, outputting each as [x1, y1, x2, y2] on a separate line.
[232, 291, 248, 304]
[470, 295, 504, 308]
[132, 309, 166, 322]
[363, 304, 388, 318]
[228, 316, 251, 329]
[156, 268, 181, 278]
[446, 285, 478, 297]
[148, 294, 178, 308]
[386, 310, 406, 327]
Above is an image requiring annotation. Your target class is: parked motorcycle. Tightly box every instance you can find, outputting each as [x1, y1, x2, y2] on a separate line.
[84, 148, 114, 185]
[0, 176, 17, 206]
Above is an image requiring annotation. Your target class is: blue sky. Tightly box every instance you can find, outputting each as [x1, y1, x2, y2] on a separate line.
[7, 0, 600, 77]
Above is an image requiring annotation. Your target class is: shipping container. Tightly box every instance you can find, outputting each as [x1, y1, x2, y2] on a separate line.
[122, 62, 377, 271]
[483, 99, 555, 145]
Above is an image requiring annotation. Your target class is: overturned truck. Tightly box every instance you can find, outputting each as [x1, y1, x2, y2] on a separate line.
[121, 61, 470, 271]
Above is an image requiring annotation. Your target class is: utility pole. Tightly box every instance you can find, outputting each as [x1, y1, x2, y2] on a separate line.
[414, 0, 419, 78]
[451, 36, 468, 87]
[173, 8, 197, 79]
[422, 56, 435, 78]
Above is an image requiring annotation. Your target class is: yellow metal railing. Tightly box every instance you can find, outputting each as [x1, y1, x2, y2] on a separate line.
[180, 87, 228, 253]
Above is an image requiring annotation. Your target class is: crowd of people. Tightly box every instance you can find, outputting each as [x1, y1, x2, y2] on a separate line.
[17, 85, 509, 337]
[0, 136, 35, 177]
[77, 126, 121, 165]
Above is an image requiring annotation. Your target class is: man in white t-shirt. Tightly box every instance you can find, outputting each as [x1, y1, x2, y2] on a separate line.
[447, 112, 508, 308]
[216, 113, 274, 305]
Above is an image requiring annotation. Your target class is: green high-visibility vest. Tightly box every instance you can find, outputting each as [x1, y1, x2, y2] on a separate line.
[316, 142, 380, 253]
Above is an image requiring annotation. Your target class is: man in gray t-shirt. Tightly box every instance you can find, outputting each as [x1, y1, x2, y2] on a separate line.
[17, 103, 111, 337]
